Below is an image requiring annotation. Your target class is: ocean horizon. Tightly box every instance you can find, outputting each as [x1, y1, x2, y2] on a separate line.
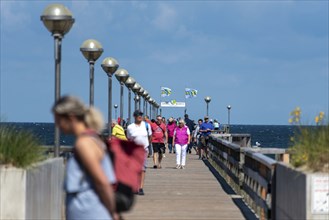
[1, 122, 296, 149]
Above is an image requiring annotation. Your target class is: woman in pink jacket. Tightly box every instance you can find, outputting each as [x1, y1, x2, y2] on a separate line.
[172, 119, 191, 169]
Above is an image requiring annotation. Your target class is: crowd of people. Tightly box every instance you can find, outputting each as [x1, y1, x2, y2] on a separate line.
[53, 95, 221, 220]
[113, 112, 220, 191]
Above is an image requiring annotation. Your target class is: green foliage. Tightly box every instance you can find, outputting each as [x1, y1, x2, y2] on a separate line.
[0, 125, 45, 168]
[289, 124, 329, 172]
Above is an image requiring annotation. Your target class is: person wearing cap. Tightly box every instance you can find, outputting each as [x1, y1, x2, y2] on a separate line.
[151, 115, 168, 169]
[167, 117, 177, 153]
[111, 119, 127, 140]
[199, 116, 214, 159]
[126, 110, 152, 195]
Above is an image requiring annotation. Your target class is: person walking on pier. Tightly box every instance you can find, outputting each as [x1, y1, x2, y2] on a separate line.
[167, 117, 177, 153]
[213, 119, 220, 131]
[199, 116, 214, 159]
[144, 115, 153, 157]
[52, 96, 119, 220]
[151, 115, 168, 169]
[184, 114, 195, 154]
[193, 119, 203, 159]
[173, 119, 191, 169]
[127, 110, 152, 196]
[111, 120, 127, 140]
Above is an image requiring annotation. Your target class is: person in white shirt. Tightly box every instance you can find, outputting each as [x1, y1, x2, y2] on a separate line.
[126, 110, 152, 195]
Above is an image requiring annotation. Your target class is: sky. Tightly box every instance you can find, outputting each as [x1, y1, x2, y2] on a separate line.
[1, 0, 328, 125]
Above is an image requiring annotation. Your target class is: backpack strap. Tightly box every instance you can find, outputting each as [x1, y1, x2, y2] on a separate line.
[145, 122, 149, 134]
[157, 123, 166, 134]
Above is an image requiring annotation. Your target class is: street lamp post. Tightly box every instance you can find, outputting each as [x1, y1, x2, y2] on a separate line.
[156, 103, 159, 116]
[114, 104, 118, 120]
[145, 95, 150, 116]
[142, 90, 148, 114]
[115, 69, 129, 126]
[204, 96, 211, 116]
[101, 57, 119, 137]
[134, 95, 140, 111]
[125, 77, 136, 125]
[132, 83, 141, 111]
[80, 39, 103, 106]
[227, 105, 231, 133]
[41, 3, 74, 157]
[137, 87, 144, 112]
[149, 98, 153, 118]
[152, 103, 155, 118]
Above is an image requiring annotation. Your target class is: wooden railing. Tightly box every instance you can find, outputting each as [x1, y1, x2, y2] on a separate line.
[208, 136, 244, 193]
[208, 134, 289, 220]
[242, 150, 276, 220]
[210, 132, 252, 147]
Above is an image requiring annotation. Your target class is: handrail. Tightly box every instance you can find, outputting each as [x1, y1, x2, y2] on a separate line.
[211, 137, 241, 151]
[245, 150, 276, 169]
[208, 134, 288, 220]
[42, 145, 73, 152]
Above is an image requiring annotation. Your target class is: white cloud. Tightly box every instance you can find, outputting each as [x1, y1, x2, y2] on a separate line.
[131, 1, 148, 10]
[71, 1, 90, 13]
[149, 49, 190, 64]
[152, 3, 177, 31]
[0, 1, 31, 31]
[68, 1, 114, 36]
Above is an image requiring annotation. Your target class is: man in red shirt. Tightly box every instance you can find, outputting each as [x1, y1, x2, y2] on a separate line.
[151, 115, 168, 169]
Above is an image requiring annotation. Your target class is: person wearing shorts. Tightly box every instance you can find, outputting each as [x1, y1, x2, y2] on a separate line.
[127, 110, 152, 195]
[151, 115, 168, 169]
[193, 119, 203, 159]
[199, 116, 214, 160]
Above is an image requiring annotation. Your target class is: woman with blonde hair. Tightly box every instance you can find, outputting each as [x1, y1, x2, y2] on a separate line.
[172, 119, 191, 169]
[111, 119, 127, 140]
[52, 96, 119, 220]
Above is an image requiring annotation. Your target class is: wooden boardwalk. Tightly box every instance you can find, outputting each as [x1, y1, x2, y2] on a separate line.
[124, 152, 256, 220]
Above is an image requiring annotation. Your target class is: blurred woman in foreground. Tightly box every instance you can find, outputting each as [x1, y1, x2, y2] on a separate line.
[52, 96, 119, 220]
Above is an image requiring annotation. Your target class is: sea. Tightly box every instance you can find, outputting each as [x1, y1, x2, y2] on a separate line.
[1, 122, 296, 149]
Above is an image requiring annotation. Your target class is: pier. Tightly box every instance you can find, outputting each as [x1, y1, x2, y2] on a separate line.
[3, 132, 329, 220]
[122, 133, 292, 220]
[123, 153, 256, 220]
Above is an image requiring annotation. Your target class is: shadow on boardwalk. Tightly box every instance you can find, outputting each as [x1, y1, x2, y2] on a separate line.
[203, 160, 258, 220]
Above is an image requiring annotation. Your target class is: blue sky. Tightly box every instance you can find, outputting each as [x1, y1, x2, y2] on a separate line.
[1, 0, 328, 125]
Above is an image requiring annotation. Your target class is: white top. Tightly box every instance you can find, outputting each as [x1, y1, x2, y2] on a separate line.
[127, 121, 152, 150]
[193, 125, 200, 138]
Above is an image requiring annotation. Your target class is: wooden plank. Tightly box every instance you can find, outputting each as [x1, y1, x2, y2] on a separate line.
[243, 167, 269, 189]
[242, 183, 269, 211]
[123, 153, 247, 220]
[245, 151, 276, 169]
[244, 147, 287, 155]
[212, 156, 240, 185]
[210, 136, 241, 151]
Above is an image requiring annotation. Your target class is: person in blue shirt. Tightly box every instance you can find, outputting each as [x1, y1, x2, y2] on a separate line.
[199, 116, 214, 159]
